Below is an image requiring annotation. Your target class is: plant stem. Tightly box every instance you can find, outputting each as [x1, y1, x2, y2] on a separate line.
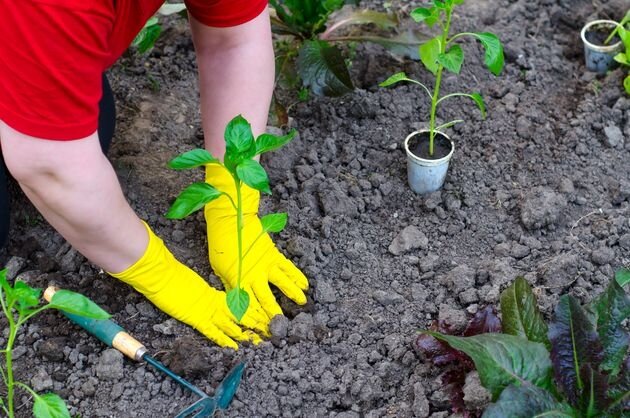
[234, 177, 244, 296]
[5, 315, 17, 418]
[429, 8, 453, 157]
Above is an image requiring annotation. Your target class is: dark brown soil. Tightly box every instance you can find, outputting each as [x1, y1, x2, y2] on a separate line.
[585, 24, 621, 46]
[408, 132, 452, 160]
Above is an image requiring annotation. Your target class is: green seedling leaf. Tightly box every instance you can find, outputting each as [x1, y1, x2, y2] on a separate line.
[227, 288, 250, 322]
[132, 18, 161, 54]
[483, 384, 575, 418]
[260, 213, 288, 233]
[166, 182, 223, 219]
[500, 277, 550, 349]
[615, 52, 630, 65]
[0, 268, 13, 301]
[549, 295, 604, 408]
[469, 93, 487, 119]
[433, 0, 447, 9]
[587, 278, 630, 376]
[33, 393, 70, 418]
[255, 130, 296, 155]
[236, 160, 271, 194]
[470, 32, 504, 76]
[426, 332, 553, 399]
[438, 44, 464, 74]
[297, 40, 353, 97]
[616, 268, 630, 287]
[49, 290, 111, 320]
[225, 115, 256, 164]
[379, 72, 416, 87]
[419, 36, 442, 75]
[411, 7, 439, 27]
[168, 149, 219, 170]
[13, 281, 41, 311]
[625, 74, 630, 96]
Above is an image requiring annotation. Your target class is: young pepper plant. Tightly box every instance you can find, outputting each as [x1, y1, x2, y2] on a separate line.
[0, 269, 110, 418]
[606, 10, 630, 95]
[380, 0, 504, 157]
[165, 115, 296, 321]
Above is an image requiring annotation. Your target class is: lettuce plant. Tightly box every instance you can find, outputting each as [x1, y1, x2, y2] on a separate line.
[418, 272, 630, 417]
[380, 0, 504, 157]
[0, 269, 110, 418]
[165, 115, 296, 320]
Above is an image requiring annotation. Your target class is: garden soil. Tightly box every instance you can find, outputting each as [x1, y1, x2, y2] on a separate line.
[2, 0, 630, 416]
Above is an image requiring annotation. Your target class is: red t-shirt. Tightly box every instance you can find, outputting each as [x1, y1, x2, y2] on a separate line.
[0, 0, 268, 140]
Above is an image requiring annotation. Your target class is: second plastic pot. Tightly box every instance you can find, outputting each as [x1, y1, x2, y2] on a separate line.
[405, 130, 454, 195]
[580, 20, 623, 74]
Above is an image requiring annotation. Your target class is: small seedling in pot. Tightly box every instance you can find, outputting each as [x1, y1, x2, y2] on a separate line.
[0, 269, 110, 418]
[166, 115, 296, 321]
[380, 0, 504, 157]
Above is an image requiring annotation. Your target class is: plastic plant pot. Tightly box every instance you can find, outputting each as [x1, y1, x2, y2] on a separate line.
[404, 130, 454, 195]
[580, 20, 623, 74]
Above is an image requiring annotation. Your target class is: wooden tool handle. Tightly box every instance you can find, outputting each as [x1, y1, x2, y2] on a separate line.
[44, 286, 146, 361]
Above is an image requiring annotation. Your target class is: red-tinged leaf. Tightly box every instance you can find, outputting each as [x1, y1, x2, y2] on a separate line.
[441, 368, 469, 415]
[464, 306, 502, 336]
[578, 363, 611, 415]
[549, 295, 604, 408]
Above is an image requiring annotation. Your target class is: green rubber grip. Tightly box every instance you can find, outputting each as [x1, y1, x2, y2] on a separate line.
[60, 311, 123, 347]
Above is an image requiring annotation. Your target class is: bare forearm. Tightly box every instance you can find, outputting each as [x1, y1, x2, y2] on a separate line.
[190, 10, 275, 158]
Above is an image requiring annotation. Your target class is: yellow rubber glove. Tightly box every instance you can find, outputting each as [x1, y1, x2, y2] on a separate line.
[204, 164, 309, 319]
[109, 222, 268, 349]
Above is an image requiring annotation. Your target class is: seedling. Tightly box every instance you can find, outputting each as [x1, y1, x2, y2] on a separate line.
[606, 10, 630, 95]
[417, 271, 630, 417]
[380, 0, 504, 156]
[0, 269, 110, 418]
[166, 115, 296, 321]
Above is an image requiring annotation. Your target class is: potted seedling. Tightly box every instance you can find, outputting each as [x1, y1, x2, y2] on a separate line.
[380, 0, 504, 195]
[166, 115, 296, 320]
[580, 11, 628, 74]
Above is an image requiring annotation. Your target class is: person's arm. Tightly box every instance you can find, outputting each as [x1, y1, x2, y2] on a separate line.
[189, 9, 275, 158]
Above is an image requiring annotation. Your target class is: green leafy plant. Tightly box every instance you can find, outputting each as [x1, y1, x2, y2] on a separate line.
[380, 0, 504, 156]
[165, 115, 296, 320]
[271, 0, 428, 100]
[0, 269, 110, 418]
[132, 3, 187, 53]
[417, 271, 630, 417]
[606, 10, 630, 95]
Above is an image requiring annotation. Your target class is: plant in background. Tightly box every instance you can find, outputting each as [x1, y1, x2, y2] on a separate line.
[132, 3, 187, 53]
[271, 0, 428, 100]
[0, 269, 111, 418]
[417, 271, 630, 417]
[380, 0, 504, 156]
[165, 115, 296, 320]
[606, 10, 630, 95]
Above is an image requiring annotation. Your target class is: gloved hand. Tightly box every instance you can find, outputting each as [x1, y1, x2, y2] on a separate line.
[204, 164, 309, 319]
[109, 221, 267, 350]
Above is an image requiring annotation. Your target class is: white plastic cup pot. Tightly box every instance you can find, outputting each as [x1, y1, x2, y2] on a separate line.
[404, 130, 454, 195]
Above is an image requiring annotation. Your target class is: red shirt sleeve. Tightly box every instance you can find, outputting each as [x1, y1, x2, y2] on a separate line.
[185, 0, 268, 27]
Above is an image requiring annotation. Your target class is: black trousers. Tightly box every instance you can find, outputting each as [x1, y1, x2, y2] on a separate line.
[0, 73, 116, 248]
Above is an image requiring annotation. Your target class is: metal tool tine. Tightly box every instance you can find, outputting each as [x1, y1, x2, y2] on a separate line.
[215, 362, 246, 410]
[175, 398, 216, 418]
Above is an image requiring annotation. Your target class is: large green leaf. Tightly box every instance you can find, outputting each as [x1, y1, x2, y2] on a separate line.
[483, 384, 575, 418]
[438, 44, 464, 74]
[470, 32, 504, 76]
[227, 288, 250, 322]
[49, 290, 110, 320]
[587, 278, 630, 377]
[224, 115, 256, 164]
[297, 40, 353, 97]
[166, 182, 223, 219]
[168, 149, 219, 170]
[419, 36, 442, 75]
[426, 332, 553, 399]
[33, 393, 70, 418]
[500, 277, 550, 349]
[549, 295, 604, 408]
[255, 130, 296, 155]
[260, 213, 288, 233]
[236, 160, 271, 194]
